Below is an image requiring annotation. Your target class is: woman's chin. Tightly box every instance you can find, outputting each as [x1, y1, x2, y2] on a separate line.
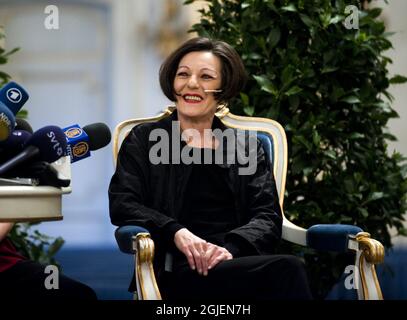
[177, 107, 211, 119]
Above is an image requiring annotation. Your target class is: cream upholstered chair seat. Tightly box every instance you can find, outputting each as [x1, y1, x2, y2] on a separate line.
[112, 106, 384, 300]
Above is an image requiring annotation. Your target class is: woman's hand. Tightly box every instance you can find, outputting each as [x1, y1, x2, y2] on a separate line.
[174, 228, 209, 276]
[0, 222, 14, 242]
[205, 243, 233, 271]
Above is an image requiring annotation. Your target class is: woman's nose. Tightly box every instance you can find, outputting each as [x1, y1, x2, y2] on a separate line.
[187, 75, 199, 88]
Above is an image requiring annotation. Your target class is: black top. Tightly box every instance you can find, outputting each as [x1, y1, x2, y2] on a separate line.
[163, 144, 262, 259]
[179, 146, 237, 246]
[109, 110, 283, 275]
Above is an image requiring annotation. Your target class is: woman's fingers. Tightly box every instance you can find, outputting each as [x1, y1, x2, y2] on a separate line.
[210, 251, 232, 269]
[191, 246, 204, 275]
[184, 247, 196, 271]
[208, 250, 222, 269]
[200, 242, 209, 276]
[190, 242, 211, 276]
[174, 228, 208, 273]
[208, 247, 233, 269]
[204, 245, 216, 264]
[173, 230, 233, 275]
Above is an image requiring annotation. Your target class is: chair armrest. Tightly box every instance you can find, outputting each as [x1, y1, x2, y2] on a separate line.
[283, 218, 363, 253]
[115, 225, 161, 299]
[115, 225, 150, 254]
[283, 218, 384, 299]
[282, 218, 308, 246]
[307, 224, 363, 252]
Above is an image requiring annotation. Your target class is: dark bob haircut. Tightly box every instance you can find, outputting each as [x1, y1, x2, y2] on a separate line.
[159, 37, 247, 104]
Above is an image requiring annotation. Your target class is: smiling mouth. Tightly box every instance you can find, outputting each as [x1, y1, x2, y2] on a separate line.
[183, 94, 203, 103]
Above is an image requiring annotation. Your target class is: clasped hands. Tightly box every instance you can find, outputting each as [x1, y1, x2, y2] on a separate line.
[174, 228, 233, 276]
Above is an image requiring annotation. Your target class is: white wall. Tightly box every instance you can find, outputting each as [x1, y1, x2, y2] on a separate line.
[381, 1, 407, 157]
[378, 0, 407, 244]
[0, 0, 173, 247]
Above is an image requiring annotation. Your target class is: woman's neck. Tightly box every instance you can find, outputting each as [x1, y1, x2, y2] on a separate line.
[178, 113, 218, 149]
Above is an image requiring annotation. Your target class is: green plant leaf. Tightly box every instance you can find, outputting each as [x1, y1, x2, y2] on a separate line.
[281, 4, 297, 12]
[285, 86, 302, 96]
[324, 150, 337, 159]
[253, 75, 278, 96]
[268, 27, 281, 48]
[240, 92, 249, 106]
[340, 96, 360, 104]
[368, 7, 382, 18]
[241, 1, 250, 9]
[300, 14, 314, 28]
[349, 133, 365, 139]
[329, 15, 342, 25]
[321, 66, 339, 74]
[389, 75, 407, 84]
[367, 192, 385, 202]
[243, 105, 255, 116]
[3, 47, 19, 57]
[0, 70, 11, 81]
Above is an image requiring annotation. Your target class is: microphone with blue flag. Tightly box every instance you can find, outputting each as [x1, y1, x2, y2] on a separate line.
[63, 122, 111, 163]
[63, 124, 91, 163]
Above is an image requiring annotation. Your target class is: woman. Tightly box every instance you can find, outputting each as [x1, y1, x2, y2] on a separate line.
[109, 37, 312, 300]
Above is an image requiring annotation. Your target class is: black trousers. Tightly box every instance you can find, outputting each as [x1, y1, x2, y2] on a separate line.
[160, 254, 313, 300]
[0, 260, 97, 300]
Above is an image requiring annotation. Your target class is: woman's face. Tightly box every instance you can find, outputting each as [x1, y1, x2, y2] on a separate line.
[173, 51, 222, 121]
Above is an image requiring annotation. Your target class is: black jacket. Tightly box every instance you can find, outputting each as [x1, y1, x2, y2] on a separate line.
[109, 110, 282, 276]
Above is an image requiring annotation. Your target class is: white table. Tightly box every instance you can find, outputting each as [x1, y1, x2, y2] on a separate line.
[0, 156, 72, 222]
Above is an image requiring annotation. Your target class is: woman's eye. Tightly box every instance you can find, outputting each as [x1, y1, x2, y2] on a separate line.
[177, 72, 188, 77]
[202, 74, 214, 80]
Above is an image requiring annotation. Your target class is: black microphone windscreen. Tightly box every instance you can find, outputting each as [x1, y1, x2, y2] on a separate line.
[1, 130, 32, 149]
[82, 122, 111, 151]
[15, 118, 33, 134]
[28, 126, 67, 163]
[0, 130, 32, 162]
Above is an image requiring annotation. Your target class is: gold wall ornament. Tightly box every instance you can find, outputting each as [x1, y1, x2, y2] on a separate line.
[153, 0, 190, 58]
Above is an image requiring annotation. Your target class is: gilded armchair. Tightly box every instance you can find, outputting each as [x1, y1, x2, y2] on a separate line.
[112, 106, 384, 300]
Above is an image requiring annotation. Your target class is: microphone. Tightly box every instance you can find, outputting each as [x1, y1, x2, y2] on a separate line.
[15, 118, 33, 134]
[0, 130, 32, 149]
[0, 81, 30, 115]
[0, 130, 32, 162]
[63, 122, 111, 163]
[83, 122, 111, 151]
[0, 126, 67, 175]
[204, 89, 222, 93]
[0, 82, 30, 141]
[0, 103, 15, 141]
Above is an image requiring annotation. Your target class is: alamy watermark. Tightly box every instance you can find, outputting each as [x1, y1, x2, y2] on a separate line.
[44, 5, 59, 30]
[42, 4, 360, 31]
[344, 5, 359, 30]
[148, 121, 259, 175]
[44, 265, 59, 290]
[344, 265, 359, 290]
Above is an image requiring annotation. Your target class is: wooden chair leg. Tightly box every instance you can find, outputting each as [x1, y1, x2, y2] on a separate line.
[353, 232, 385, 300]
[132, 233, 162, 300]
